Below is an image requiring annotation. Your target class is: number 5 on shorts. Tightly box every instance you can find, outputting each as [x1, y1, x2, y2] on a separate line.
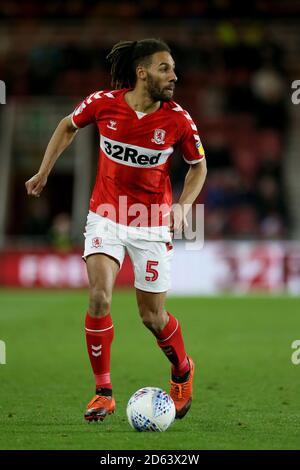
[145, 260, 159, 282]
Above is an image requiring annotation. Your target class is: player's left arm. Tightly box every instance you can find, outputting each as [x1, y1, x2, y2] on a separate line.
[171, 159, 207, 232]
[178, 158, 207, 206]
[171, 113, 207, 232]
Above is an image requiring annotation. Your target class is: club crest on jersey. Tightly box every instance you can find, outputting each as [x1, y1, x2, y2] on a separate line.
[151, 128, 166, 145]
[91, 237, 102, 248]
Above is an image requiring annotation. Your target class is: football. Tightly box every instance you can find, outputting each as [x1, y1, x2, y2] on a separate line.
[126, 387, 176, 432]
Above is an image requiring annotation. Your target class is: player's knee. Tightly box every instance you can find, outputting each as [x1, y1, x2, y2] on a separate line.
[89, 288, 111, 317]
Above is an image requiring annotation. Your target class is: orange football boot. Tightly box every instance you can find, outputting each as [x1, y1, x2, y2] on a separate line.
[169, 357, 195, 419]
[84, 393, 116, 422]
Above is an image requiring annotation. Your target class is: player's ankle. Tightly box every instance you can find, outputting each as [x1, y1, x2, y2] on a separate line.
[171, 368, 190, 383]
[95, 387, 113, 397]
[172, 356, 191, 382]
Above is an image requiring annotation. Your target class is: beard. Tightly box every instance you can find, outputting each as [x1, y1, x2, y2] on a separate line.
[146, 73, 175, 102]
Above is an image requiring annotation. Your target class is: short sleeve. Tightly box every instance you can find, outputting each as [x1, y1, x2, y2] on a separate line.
[71, 91, 104, 129]
[178, 112, 205, 164]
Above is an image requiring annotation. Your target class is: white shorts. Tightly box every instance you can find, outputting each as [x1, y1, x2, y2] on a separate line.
[83, 211, 173, 293]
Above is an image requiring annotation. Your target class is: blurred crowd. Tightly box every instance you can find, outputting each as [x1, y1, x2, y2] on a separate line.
[180, 26, 290, 240]
[172, 25, 289, 240]
[0, 2, 294, 243]
[1, 0, 300, 20]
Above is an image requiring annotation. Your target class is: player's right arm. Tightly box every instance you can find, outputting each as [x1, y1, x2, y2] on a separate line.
[25, 114, 78, 197]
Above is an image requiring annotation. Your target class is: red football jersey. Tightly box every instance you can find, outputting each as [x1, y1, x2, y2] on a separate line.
[72, 88, 205, 226]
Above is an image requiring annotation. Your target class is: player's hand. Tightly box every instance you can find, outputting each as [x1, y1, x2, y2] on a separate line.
[169, 204, 188, 236]
[25, 172, 48, 197]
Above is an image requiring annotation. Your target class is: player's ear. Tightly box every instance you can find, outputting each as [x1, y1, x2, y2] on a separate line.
[136, 65, 147, 81]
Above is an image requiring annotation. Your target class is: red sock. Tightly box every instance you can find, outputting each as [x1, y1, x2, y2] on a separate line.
[156, 312, 189, 377]
[85, 312, 114, 390]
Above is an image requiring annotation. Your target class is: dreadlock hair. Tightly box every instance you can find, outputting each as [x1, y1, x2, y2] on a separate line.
[106, 38, 171, 89]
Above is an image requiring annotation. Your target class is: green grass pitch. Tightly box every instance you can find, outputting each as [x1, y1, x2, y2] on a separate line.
[0, 289, 299, 450]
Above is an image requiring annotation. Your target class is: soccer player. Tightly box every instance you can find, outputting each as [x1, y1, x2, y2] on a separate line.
[25, 38, 207, 422]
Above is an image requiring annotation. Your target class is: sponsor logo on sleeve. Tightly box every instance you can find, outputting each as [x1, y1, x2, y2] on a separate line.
[196, 140, 205, 156]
